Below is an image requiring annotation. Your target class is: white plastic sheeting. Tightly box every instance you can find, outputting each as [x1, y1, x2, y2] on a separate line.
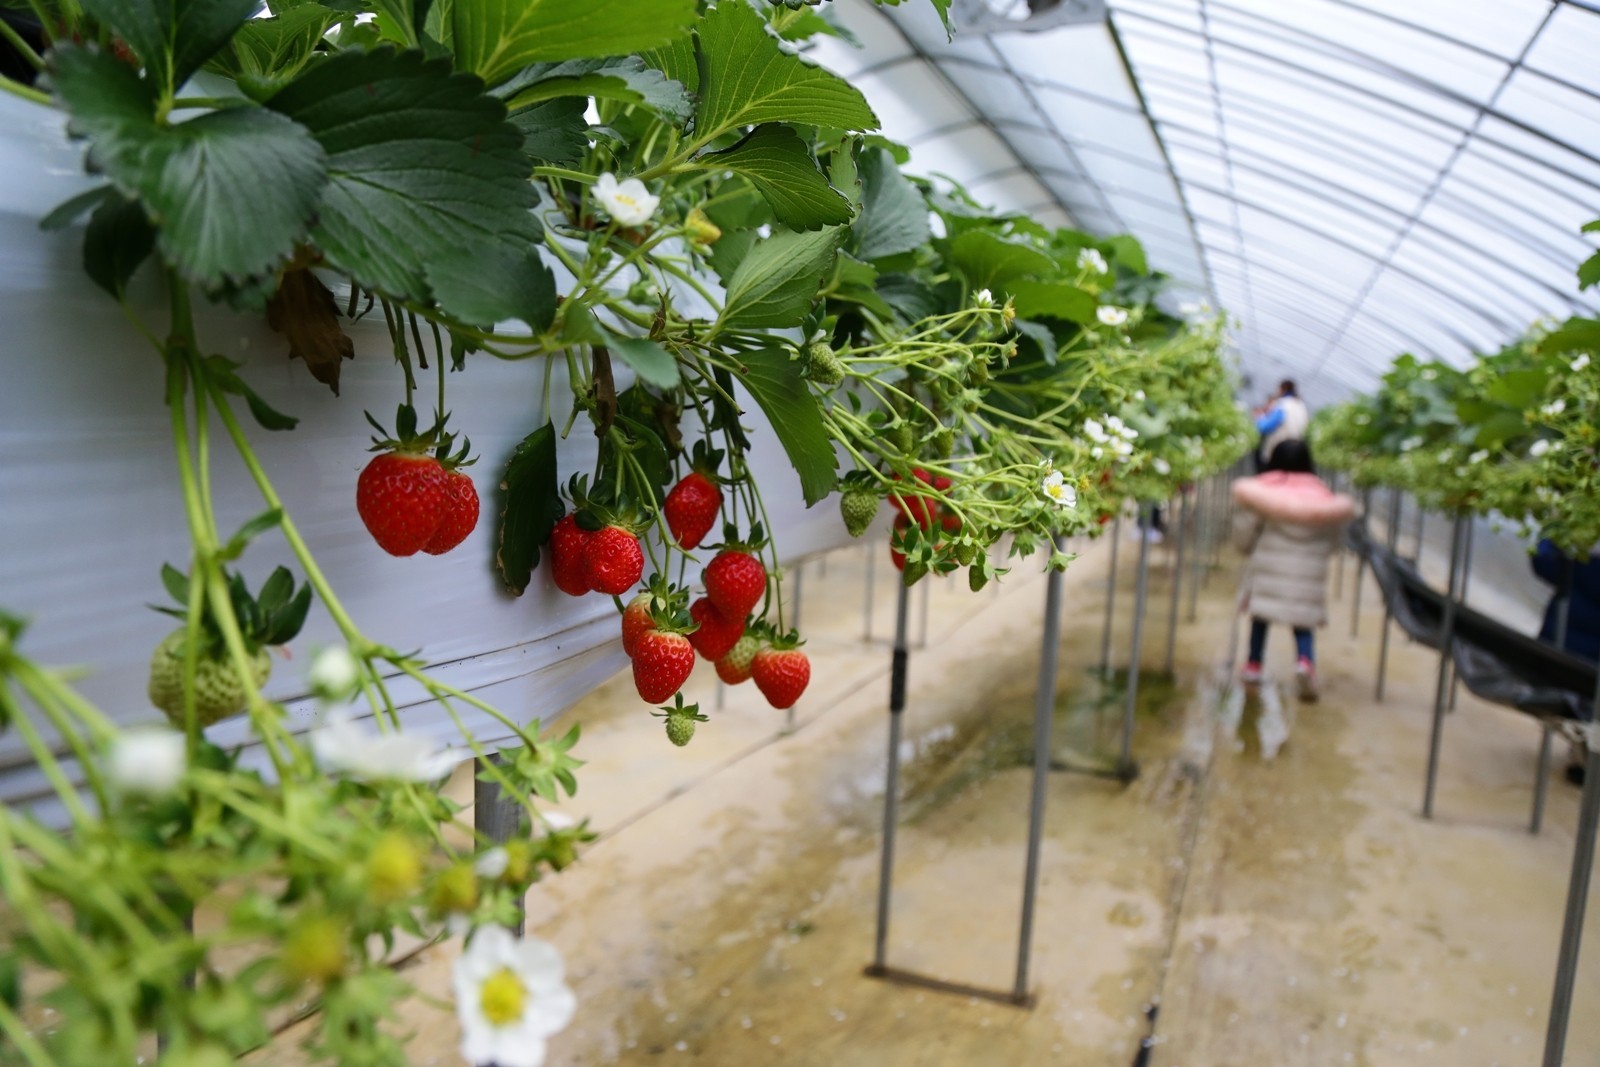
[809, 0, 1600, 400]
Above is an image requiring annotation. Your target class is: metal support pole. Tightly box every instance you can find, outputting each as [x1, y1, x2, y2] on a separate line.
[1422, 515, 1468, 820]
[871, 582, 913, 971]
[917, 576, 931, 649]
[1164, 493, 1188, 677]
[1100, 509, 1123, 679]
[1448, 520, 1475, 712]
[1541, 726, 1600, 1067]
[1333, 477, 1346, 601]
[475, 754, 526, 936]
[1120, 502, 1154, 779]
[791, 561, 804, 635]
[1187, 478, 1206, 622]
[1014, 536, 1065, 1001]
[1375, 489, 1403, 701]
[1413, 499, 1426, 559]
[1351, 488, 1371, 637]
[1533, 726, 1554, 835]
[862, 542, 876, 642]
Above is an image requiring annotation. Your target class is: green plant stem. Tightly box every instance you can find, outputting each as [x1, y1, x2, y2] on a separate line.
[0, 72, 49, 106]
[7, 663, 112, 817]
[0, 996, 58, 1067]
[532, 166, 596, 184]
[0, 18, 42, 70]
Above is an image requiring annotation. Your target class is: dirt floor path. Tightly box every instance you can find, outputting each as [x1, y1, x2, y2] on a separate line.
[264, 504, 1600, 1066]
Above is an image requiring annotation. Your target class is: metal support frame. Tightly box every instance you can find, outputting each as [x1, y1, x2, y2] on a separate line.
[1332, 474, 1346, 601]
[1164, 493, 1188, 677]
[866, 568, 1049, 1009]
[1532, 586, 1576, 835]
[1100, 509, 1123, 679]
[475, 754, 525, 937]
[1187, 479, 1207, 622]
[1374, 488, 1402, 701]
[1119, 502, 1155, 780]
[1351, 488, 1372, 637]
[1542, 723, 1600, 1067]
[863, 542, 877, 642]
[1421, 515, 1468, 820]
[1447, 519, 1476, 713]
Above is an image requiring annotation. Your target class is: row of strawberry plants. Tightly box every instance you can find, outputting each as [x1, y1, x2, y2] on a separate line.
[1311, 218, 1600, 553]
[0, 2, 1246, 1064]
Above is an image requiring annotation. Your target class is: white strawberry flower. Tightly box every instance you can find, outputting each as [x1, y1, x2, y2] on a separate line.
[1083, 419, 1109, 444]
[311, 714, 462, 783]
[1530, 439, 1553, 458]
[1090, 446, 1104, 460]
[973, 288, 994, 308]
[1041, 470, 1077, 509]
[1400, 436, 1423, 452]
[1572, 353, 1591, 373]
[1153, 458, 1171, 475]
[1543, 399, 1566, 417]
[1111, 438, 1134, 459]
[1076, 247, 1107, 274]
[106, 728, 186, 795]
[592, 172, 659, 227]
[475, 848, 510, 880]
[454, 926, 576, 1067]
[1096, 305, 1128, 327]
[1468, 450, 1489, 464]
[309, 645, 361, 703]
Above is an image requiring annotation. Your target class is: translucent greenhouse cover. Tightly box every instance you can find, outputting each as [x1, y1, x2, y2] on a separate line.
[808, 0, 1600, 401]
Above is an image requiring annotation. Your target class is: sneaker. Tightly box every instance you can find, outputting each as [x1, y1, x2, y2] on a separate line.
[1240, 661, 1263, 685]
[1296, 657, 1319, 702]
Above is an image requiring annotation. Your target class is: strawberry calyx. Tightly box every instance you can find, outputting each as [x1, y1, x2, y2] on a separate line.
[151, 562, 311, 658]
[651, 693, 707, 723]
[764, 627, 806, 653]
[707, 520, 769, 554]
[620, 575, 695, 634]
[686, 438, 725, 484]
[363, 402, 451, 457]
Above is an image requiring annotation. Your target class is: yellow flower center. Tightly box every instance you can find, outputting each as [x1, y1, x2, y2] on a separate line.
[480, 967, 528, 1028]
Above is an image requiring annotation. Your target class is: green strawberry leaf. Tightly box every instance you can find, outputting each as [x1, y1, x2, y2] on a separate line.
[702, 124, 853, 232]
[205, 356, 300, 431]
[1009, 281, 1097, 325]
[160, 562, 190, 606]
[733, 348, 838, 506]
[80, 0, 258, 94]
[83, 193, 156, 298]
[1579, 250, 1600, 292]
[853, 148, 928, 262]
[946, 230, 1055, 292]
[452, 0, 697, 87]
[608, 336, 681, 389]
[496, 422, 563, 596]
[693, 1, 878, 142]
[511, 97, 589, 165]
[208, 4, 339, 98]
[638, 37, 698, 95]
[501, 56, 692, 124]
[716, 225, 844, 333]
[39, 186, 115, 231]
[266, 48, 550, 328]
[220, 510, 285, 562]
[1542, 317, 1600, 356]
[1103, 233, 1149, 275]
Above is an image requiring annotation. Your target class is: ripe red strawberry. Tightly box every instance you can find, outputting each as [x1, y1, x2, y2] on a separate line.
[632, 631, 695, 704]
[716, 635, 759, 685]
[548, 515, 593, 597]
[422, 470, 479, 555]
[357, 452, 447, 556]
[584, 526, 644, 595]
[704, 551, 766, 619]
[621, 594, 655, 657]
[688, 597, 744, 661]
[752, 647, 810, 710]
[664, 472, 721, 550]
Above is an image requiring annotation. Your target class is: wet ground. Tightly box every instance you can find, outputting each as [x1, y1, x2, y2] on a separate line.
[264, 505, 1600, 1066]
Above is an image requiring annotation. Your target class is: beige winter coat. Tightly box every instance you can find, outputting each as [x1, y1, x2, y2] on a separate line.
[1232, 472, 1357, 628]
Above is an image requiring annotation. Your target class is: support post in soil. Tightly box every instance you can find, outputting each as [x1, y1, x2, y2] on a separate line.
[1119, 502, 1154, 781]
[1100, 508, 1123, 679]
[1542, 724, 1600, 1067]
[1375, 489, 1403, 701]
[1351, 488, 1371, 638]
[1422, 514, 1468, 820]
[1164, 492, 1188, 677]
[1532, 590, 1575, 834]
[1188, 479, 1206, 623]
[1448, 519, 1475, 712]
[917, 577, 931, 650]
[1013, 535, 1065, 1003]
[871, 581, 912, 972]
[475, 753, 525, 936]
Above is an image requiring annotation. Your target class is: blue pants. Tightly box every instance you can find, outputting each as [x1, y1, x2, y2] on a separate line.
[1248, 617, 1312, 664]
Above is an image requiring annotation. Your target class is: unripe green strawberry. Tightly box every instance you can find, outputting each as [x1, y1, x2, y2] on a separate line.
[805, 341, 845, 387]
[885, 422, 914, 455]
[665, 711, 696, 747]
[840, 490, 878, 538]
[969, 565, 989, 593]
[147, 629, 270, 727]
[716, 635, 759, 685]
[930, 428, 955, 459]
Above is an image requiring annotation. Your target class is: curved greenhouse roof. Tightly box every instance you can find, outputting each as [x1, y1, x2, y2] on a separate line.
[809, 0, 1600, 399]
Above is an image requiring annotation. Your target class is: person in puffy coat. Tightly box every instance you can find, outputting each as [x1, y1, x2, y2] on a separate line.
[1232, 439, 1357, 700]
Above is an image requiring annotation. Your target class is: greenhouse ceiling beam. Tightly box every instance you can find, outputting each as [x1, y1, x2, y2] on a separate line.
[1156, 115, 1598, 276]
[1157, 123, 1592, 314]
[1302, 5, 1559, 391]
[1106, 9, 1221, 311]
[1116, 5, 1600, 175]
[857, 7, 1122, 233]
[1179, 183, 1524, 335]
[1207, 0, 1600, 109]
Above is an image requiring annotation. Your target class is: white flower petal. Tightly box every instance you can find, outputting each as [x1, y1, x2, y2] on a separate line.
[593, 172, 658, 227]
[1076, 248, 1107, 274]
[974, 288, 994, 308]
[475, 848, 510, 880]
[1096, 305, 1128, 327]
[106, 728, 186, 795]
[1572, 353, 1591, 373]
[312, 715, 461, 783]
[309, 646, 360, 703]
